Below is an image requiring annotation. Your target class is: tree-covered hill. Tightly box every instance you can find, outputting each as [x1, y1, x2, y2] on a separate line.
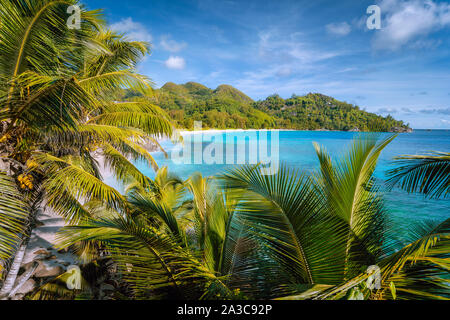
[152, 82, 274, 129]
[142, 82, 411, 132]
[254, 93, 411, 132]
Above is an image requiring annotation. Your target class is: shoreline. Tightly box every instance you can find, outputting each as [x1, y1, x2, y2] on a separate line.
[177, 129, 295, 135]
[176, 128, 418, 135]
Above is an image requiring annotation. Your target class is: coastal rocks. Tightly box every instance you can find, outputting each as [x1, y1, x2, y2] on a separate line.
[13, 279, 36, 296]
[33, 262, 64, 278]
[8, 208, 79, 299]
[33, 249, 50, 256]
[390, 127, 413, 133]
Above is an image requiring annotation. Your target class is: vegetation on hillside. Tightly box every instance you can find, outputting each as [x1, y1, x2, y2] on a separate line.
[255, 93, 410, 132]
[137, 82, 411, 132]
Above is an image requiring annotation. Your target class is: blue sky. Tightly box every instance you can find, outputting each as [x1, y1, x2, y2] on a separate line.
[84, 0, 450, 129]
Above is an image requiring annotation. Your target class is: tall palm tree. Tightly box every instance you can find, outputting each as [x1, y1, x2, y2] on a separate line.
[0, 0, 173, 298]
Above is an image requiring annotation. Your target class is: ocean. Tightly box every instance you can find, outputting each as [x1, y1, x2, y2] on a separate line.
[133, 129, 449, 232]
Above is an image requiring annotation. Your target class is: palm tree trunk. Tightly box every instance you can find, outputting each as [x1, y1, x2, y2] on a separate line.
[8, 261, 39, 298]
[0, 238, 30, 298]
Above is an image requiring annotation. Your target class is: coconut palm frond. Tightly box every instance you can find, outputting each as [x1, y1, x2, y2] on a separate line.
[314, 218, 450, 301]
[87, 111, 173, 138]
[102, 143, 152, 188]
[79, 70, 154, 96]
[85, 30, 149, 76]
[1, 72, 94, 132]
[115, 139, 160, 172]
[34, 153, 127, 213]
[0, 171, 29, 264]
[376, 218, 450, 300]
[0, 0, 102, 81]
[57, 215, 223, 299]
[387, 152, 450, 199]
[313, 134, 396, 277]
[221, 164, 349, 287]
[128, 191, 187, 246]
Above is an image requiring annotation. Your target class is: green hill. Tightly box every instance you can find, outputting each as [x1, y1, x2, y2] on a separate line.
[147, 83, 411, 132]
[254, 93, 411, 132]
[153, 82, 273, 129]
[213, 84, 254, 104]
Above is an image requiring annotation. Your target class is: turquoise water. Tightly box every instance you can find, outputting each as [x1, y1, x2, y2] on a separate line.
[135, 130, 449, 230]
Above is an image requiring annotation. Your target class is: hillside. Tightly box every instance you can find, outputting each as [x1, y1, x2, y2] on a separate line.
[254, 93, 411, 132]
[148, 83, 410, 132]
[154, 82, 274, 129]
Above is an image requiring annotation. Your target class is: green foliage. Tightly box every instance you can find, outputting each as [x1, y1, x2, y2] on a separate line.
[0, 172, 29, 265]
[254, 93, 410, 132]
[138, 84, 410, 132]
[55, 137, 449, 301]
[141, 82, 275, 130]
[387, 152, 449, 199]
[0, 0, 174, 290]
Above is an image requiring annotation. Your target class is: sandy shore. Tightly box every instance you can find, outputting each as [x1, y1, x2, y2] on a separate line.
[177, 129, 296, 135]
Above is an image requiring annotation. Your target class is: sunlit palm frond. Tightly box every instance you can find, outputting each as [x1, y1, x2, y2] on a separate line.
[34, 153, 127, 214]
[128, 191, 187, 246]
[376, 218, 450, 300]
[102, 143, 152, 188]
[0, 0, 102, 81]
[1, 72, 95, 132]
[386, 152, 450, 199]
[313, 134, 396, 277]
[84, 30, 149, 77]
[57, 215, 223, 299]
[313, 219, 450, 301]
[87, 111, 173, 138]
[221, 164, 349, 288]
[77, 124, 150, 144]
[0, 171, 29, 264]
[78, 70, 153, 96]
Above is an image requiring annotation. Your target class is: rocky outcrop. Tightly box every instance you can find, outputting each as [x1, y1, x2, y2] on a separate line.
[7, 208, 130, 300]
[5, 209, 77, 300]
[390, 127, 413, 133]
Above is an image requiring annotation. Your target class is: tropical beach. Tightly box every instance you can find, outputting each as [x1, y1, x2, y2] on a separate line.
[0, 0, 449, 307]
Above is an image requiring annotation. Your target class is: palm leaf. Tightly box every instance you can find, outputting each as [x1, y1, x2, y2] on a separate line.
[313, 134, 396, 277]
[221, 164, 349, 287]
[386, 152, 450, 199]
[57, 215, 223, 299]
[0, 171, 29, 264]
[34, 153, 127, 214]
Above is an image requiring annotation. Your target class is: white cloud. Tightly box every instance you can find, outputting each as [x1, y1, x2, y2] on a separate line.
[326, 22, 351, 36]
[160, 35, 187, 53]
[258, 30, 342, 66]
[165, 56, 186, 70]
[377, 107, 397, 114]
[110, 18, 153, 42]
[276, 67, 292, 77]
[373, 0, 450, 50]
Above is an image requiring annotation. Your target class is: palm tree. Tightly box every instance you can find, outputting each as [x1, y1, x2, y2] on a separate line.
[387, 152, 449, 199]
[54, 136, 449, 300]
[225, 135, 448, 300]
[0, 0, 173, 298]
[55, 169, 284, 299]
[221, 135, 396, 295]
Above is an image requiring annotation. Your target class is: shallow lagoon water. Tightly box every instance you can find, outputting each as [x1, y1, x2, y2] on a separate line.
[132, 130, 449, 232]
